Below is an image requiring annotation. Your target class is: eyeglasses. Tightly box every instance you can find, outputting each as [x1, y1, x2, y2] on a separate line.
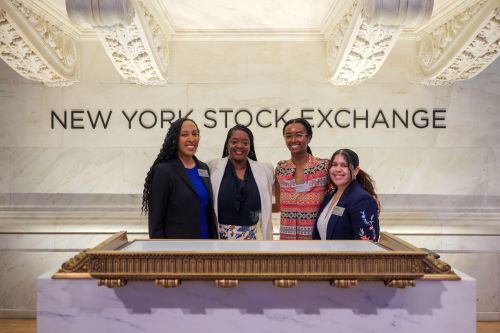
[283, 133, 308, 140]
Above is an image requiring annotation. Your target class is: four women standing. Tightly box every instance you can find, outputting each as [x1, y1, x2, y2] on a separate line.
[143, 117, 379, 241]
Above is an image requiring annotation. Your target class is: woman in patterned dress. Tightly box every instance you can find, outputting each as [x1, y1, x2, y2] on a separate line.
[274, 118, 329, 240]
[312, 148, 380, 241]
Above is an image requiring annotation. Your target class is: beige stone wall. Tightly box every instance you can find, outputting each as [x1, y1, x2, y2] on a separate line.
[0, 39, 499, 319]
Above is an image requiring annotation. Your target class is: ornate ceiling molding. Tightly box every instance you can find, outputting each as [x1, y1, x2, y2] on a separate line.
[66, 0, 169, 85]
[0, 0, 77, 86]
[326, 0, 434, 86]
[418, 0, 500, 85]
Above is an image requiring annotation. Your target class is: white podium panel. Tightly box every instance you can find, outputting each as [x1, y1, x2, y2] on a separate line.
[37, 270, 475, 333]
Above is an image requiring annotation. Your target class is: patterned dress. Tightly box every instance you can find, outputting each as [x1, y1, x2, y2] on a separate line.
[276, 155, 329, 240]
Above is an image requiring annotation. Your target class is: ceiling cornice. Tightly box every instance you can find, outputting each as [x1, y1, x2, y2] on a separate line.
[412, 0, 477, 34]
[168, 29, 325, 42]
[21, 0, 95, 40]
[320, 0, 353, 37]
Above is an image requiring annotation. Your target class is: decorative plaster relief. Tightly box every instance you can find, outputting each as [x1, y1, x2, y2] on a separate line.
[66, 0, 169, 85]
[419, 0, 500, 85]
[0, 0, 77, 86]
[326, 0, 434, 86]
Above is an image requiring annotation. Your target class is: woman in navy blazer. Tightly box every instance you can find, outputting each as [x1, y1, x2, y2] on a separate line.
[142, 118, 218, 239]
[313, 149, 379, 241]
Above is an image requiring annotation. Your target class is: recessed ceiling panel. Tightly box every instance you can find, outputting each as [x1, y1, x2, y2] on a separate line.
[159, 0, 336, 31]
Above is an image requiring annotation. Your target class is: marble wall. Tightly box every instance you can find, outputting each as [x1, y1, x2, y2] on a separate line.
[0, 39, 499, 319]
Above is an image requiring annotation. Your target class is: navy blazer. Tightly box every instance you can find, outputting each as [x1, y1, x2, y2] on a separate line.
[312, 180, 379, 241]
[148, 157, 218, 239]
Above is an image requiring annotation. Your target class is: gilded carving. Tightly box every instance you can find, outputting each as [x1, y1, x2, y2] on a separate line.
[155, 279, 181, 288]
[53, 232, 459, 287]
[90, 259, 104, 273]
[419, 0, 500, 84]
[273, 279, 298, 288]
[98, 278, 127, 288]
[215, 279, 239, 288]
[0, 0, 77, 85]
[384, 279, 416, 288]
[57, 251, 89, 273]
[331, 279, 358, 288]
[423, 254, 453, 274]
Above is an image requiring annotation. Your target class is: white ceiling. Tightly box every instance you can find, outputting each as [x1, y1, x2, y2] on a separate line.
[3, 0, 494, 86]
[158, 0, 334, 30]
[40, 0, 472, 41]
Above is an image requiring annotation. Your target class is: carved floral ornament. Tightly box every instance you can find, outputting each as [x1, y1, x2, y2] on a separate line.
[418, 0, 500, 85]
[0, 0, 77, 86]
[0, 0, 497, 87]
[326, 0, 434, 86]
[66, 0, 169, 85]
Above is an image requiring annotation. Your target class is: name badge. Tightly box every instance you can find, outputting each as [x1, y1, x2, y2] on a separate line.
[198, 169, 209, 178]
[296, 182, 310, 193]
[332, 206, 345, 216]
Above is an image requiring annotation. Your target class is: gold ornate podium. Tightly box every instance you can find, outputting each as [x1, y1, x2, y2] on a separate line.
[53, 231, 458, 288]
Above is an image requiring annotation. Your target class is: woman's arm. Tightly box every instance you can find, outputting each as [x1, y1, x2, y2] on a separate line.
[272, 168, 281, 212]
[148, 166, 170, 238]
[349, 195, 380, 241]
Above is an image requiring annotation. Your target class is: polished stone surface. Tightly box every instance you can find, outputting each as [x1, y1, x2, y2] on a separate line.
[37, 270, 476, 333]
[121, 239, 386, 252]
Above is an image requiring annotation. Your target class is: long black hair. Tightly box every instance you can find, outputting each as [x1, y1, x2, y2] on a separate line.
[141, 118, 199, 214]
[329, 148, 377, 198]
[221, 124, 257, 161]
[282, 118, 313, 154]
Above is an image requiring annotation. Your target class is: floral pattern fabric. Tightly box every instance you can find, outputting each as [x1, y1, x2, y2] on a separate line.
[219, 223, 257, 240]
[358, 210, 377, 241]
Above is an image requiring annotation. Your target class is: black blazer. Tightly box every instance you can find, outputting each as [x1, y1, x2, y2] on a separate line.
[312, 180, 379, 241]
[148, 157, 218, 239]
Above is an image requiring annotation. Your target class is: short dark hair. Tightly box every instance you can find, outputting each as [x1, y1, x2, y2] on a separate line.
[282, 118, 313, 154]
[222, 124, 257, 161]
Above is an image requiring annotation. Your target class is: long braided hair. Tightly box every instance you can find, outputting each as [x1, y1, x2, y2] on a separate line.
[282, 118, 313, 154]
[329, 148, 377, 198]
[141, 118, 199, 214]
[221, 124, 257, 161]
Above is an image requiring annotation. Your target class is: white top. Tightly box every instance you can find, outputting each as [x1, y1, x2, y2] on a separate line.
[316, 196, 336, 240]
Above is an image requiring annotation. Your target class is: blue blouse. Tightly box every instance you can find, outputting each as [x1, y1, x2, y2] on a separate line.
[185, 166, 210, 239]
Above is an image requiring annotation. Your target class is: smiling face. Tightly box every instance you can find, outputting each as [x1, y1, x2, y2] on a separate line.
[227, 129, 250, 163]
[283, 123, 310, 155]
[177, 120, 199, 159]
[329, 153, 359, 190]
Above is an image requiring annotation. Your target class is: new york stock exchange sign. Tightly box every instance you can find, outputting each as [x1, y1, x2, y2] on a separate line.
[50, 107, 446, 130]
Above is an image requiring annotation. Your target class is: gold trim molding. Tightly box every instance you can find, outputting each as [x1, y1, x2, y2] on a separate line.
[53, 231, 459, 288]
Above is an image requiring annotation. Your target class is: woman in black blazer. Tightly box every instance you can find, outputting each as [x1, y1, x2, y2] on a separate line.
[142, 118, 218, 239]
[313, 149, 380, 241]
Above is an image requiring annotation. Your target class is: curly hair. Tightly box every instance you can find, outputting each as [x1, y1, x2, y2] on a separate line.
[329, 148, 377, 198]
[221, 124, 257, 161]
[282, 118, 313, 155]
[141, 118, 199, 214]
